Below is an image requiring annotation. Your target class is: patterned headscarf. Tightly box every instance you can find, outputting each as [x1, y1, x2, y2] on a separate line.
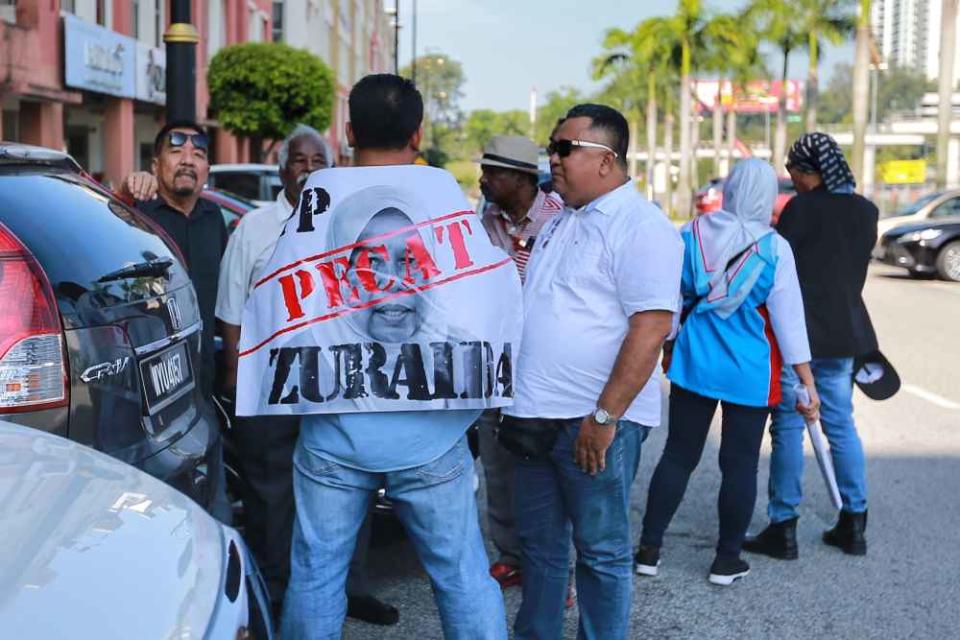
[786, 132, 856, 194]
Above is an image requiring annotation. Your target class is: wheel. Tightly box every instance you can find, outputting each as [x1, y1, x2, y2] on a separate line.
[935, 241, 960, 282]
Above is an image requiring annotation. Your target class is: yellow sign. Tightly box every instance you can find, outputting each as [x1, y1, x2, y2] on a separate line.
[880, 160, 926, 184]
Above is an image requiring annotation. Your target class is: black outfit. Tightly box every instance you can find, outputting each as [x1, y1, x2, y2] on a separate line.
[641, 385, 770, 558]
[136, 196, 228, 392]
[775, 187, 878, 358]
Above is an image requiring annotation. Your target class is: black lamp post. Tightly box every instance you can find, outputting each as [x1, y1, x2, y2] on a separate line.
[164, 0, 199, 122]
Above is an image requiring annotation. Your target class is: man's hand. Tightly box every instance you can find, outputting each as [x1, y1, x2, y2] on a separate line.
[574, 416, 616, 475]
[119, 171, 159, 201]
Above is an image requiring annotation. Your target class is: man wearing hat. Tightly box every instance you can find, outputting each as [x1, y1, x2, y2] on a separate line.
[475, 135, 563, 589]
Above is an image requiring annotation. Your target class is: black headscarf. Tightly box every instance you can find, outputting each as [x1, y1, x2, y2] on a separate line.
[786, 132, 856, 194]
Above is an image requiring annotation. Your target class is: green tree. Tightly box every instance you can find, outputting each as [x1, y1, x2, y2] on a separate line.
[799, 0, 856, 131]
[675, 0, 709, 216]
[747, 0, 807, 170]
[208, 42, 334, 161]
[401, 53, 466, 154]
[533, 87, 584, 146]
[817, 62, 933, 124]
[463, 109, 529, 155]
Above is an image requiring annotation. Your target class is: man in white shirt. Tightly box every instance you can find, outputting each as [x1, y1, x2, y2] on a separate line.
[503, 104, 682, 640]
[216, 125, 398, 627]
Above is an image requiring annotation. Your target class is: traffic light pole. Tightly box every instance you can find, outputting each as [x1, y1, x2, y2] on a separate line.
[164, 0, 200, 123]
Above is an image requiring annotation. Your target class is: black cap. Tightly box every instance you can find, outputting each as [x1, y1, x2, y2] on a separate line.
[853, 350, 900, 401]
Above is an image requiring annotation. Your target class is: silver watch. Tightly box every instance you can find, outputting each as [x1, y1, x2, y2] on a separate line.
[593, 407, 616, 425]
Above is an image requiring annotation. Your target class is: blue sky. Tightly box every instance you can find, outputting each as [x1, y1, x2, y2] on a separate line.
[397, 0, 855, 112]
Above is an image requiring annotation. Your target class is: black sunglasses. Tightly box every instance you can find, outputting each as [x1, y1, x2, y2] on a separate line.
[547, 138, 618, 159]
[166, 131, 209, 151]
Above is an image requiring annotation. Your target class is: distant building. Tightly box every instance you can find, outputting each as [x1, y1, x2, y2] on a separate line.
[871, 0, 960, 83]
[270, 0, 396, 163]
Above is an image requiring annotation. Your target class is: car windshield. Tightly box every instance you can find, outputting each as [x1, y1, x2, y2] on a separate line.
[890, 192, 941, 217]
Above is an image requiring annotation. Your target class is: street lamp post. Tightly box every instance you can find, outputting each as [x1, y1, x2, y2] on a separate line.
[163, 0, 199, 122]
[394, 0, 400, 75]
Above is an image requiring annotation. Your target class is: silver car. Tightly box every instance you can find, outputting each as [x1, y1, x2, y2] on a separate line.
[0, 421, 272, 639]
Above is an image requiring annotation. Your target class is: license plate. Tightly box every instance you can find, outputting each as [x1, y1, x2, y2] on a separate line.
[140, 341, 195, 414]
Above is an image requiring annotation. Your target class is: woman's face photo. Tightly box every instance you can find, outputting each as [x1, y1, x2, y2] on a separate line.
[349, 207, 428, 342]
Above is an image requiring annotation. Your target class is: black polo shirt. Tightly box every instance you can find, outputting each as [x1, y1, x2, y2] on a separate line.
[776, 187, 879, 359]
[137, 196, 227, 392]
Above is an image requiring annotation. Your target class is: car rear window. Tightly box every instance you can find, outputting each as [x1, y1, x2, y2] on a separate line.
[209, 172, 261, 201]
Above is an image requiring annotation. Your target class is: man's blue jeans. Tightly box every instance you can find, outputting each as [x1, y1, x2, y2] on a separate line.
[768, 358, 868, 523]
[513, 420, 650, 640]
[281, 435, 507, 640]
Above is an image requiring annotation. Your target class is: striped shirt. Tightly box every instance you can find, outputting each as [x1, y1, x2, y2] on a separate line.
[480, 189, 563, 281]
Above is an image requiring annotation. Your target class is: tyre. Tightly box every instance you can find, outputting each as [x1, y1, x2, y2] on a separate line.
[935, 241, 960, 282]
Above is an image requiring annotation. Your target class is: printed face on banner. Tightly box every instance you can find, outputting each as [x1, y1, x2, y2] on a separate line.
[236, 166, 524, 417]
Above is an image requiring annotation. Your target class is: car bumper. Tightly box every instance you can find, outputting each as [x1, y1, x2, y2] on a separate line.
[880, 241, 938, 273]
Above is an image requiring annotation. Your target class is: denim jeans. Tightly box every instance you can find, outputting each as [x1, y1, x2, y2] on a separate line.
[768, 358, 868, 523]
[281, 435, 507, 640]
[513, 420, 650, 640]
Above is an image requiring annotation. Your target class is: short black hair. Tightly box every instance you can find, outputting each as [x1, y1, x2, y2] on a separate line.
[154, 120, 206, 156]
[563, 103, 629, 169]
[348, 74, 423, 151]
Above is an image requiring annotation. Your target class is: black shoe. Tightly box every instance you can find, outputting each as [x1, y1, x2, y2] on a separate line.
[742, 517, 799, 560]
[823, 510, 867, 556]
[634, 545, 660, 577]
[708, 555, 750, 586]
[347, 595, 400, 626]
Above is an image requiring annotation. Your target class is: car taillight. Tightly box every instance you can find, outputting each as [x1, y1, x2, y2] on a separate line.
[0, 221, 68, 412]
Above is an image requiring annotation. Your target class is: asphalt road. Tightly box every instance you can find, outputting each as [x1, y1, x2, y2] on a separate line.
[343, 264, 960, 640]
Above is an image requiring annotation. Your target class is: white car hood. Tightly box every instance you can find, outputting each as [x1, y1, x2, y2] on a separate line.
[0, 423, 224, 639]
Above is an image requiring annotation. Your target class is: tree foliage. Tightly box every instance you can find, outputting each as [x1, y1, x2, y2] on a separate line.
[818, 63, 934, 124]
[208, 42, 335, 148]
[401, 53, 466, 150]
[464, 109, 529, 154]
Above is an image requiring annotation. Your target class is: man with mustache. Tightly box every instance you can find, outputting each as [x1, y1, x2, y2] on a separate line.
[216, 125, 398, 627]
[118, 122, 231, 526]
[119, 121, 225, 396]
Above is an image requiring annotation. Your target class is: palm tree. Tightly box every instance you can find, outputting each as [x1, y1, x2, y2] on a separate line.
[851, 0, 872, 187]
[802, 1, 856, 131]
[701, 13, 760, 176]
[595, 18, 681, 201]
[936, 0, 958, 189]
[747, 0, 806, 172]
[675, 0, 708, 216]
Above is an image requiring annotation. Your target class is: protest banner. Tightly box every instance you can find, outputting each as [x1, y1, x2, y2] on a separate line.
[236, 165, 524, 416]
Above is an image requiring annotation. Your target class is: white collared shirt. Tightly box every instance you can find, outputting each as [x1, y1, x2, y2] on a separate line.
[504, 181, 683, 426]
[215, 192, 295, 325]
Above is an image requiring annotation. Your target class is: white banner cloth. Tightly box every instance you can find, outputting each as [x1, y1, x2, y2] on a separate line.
[236, 165, 523, 416]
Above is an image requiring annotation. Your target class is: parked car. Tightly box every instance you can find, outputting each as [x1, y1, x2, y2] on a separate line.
[207, 164, 282, 206]
[876, 217, 960, 281]
[0, 142, 221, 509]
[694, 176, 796, 223]
[200, 187, 260, 232]
[877, 189, 960, 238]
[0, 420, 272, 639]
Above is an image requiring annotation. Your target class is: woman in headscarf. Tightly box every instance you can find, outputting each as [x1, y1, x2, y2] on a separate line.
[744, 133, 879, 561]
[634, 159, 820, 586]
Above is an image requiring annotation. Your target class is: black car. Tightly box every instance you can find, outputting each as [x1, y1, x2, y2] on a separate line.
[878, 217, 960, 282]
[0, 143, 221, 508]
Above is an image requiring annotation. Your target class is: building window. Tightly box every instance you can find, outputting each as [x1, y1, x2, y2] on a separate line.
[272, 1, 283, 42]
[132, 0, 140, 38]
[96, 0, 107, 26]
[155, 0, 163, 47]
[0, 0, 15, 25]
[61, 0, 75, 13]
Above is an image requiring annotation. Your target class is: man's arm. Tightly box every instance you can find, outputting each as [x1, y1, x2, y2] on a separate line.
[574, 309, 673, 475]
[117, 171, 159, 202]
[219, 321, 241, 392]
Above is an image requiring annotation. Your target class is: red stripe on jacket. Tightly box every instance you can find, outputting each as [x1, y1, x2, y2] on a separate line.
[757, 304, 784, 407]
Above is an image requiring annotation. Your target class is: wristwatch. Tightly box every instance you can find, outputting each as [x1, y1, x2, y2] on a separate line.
[592, 406, 617, 425]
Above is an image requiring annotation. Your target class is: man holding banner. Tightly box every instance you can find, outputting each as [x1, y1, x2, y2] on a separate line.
[236, 74, 519, 639]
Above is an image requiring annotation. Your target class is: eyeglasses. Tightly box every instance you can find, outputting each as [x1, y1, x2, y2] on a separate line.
[166, 131, 209, 152]
[547, 138, 618, 159]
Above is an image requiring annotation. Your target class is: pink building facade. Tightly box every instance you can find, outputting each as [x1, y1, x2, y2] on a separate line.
[1, 0, 272, 187]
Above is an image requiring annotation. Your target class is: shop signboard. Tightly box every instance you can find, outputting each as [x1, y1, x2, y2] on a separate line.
[136, 43, 166, 105]
[64, 15, 136, 99]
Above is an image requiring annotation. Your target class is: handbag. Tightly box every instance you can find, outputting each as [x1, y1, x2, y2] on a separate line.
[496, 415, 563, 460]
